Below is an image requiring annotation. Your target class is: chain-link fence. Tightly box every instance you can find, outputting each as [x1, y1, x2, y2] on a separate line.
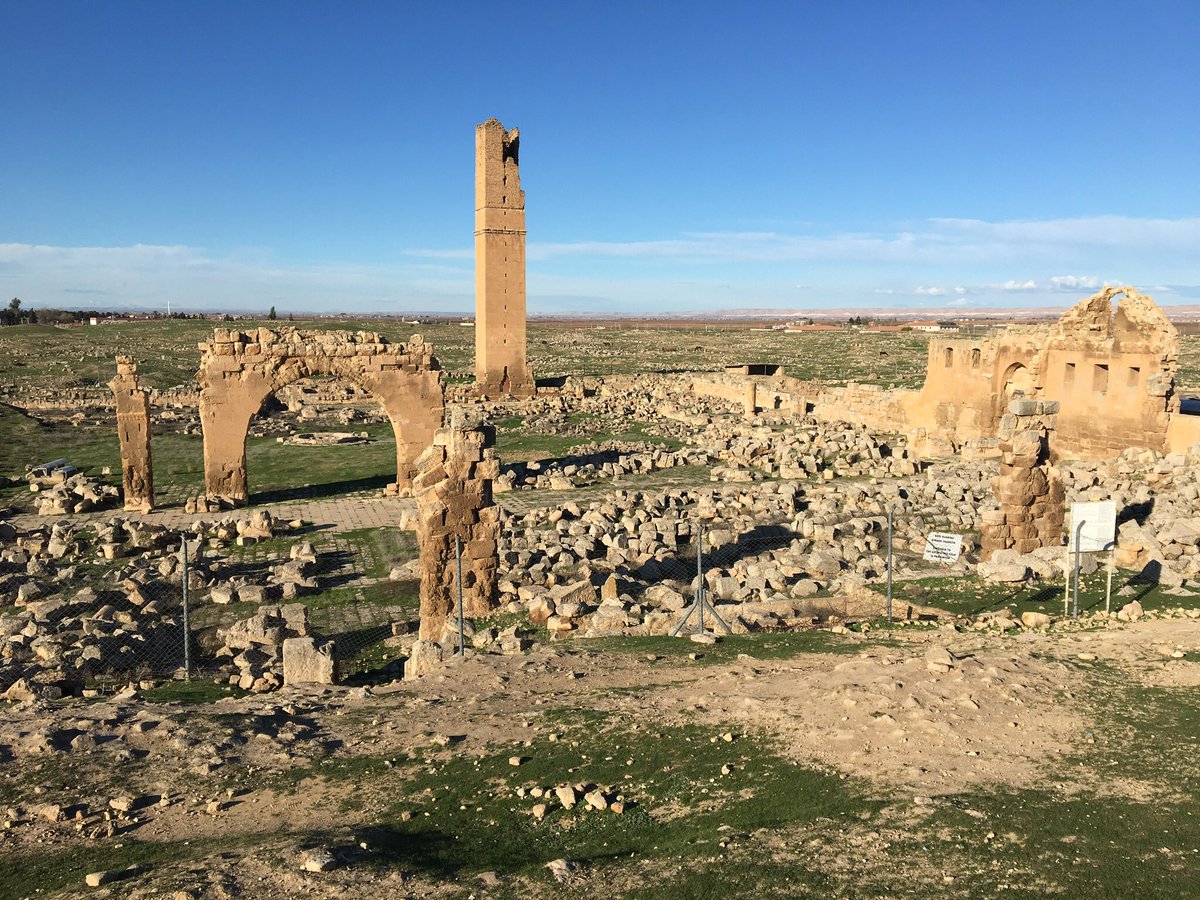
[0, 520, 421, 698]
[2, 490, 1004, 699]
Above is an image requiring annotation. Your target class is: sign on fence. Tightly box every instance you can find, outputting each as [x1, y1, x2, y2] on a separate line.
[1068, 500, 1117, 552]
[923, 532, 963, 563]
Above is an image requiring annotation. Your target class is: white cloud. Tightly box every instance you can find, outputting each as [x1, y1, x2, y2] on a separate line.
[1049, 274, 1104, 290]
[954, 286, 967, 295]
[999, 279, 1038, 290]
[915, 286, 946, 296]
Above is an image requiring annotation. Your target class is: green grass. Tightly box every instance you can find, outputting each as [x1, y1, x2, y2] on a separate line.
[137, 678, 248, 705]
[878, 570, 1200, 619]
[0, 838, 219, 898]
[573, 631, 864, 665]
[280, 711, 877, 885]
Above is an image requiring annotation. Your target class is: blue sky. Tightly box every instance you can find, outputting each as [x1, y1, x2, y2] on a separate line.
[3, 1, 1199, 315]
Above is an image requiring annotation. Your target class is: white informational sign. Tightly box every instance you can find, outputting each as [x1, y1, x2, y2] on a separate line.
[1069, 500, 1117, 552]
[923, 532, 963, 563]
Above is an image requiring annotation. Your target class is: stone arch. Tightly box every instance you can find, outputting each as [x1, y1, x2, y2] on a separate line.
[1001, 361, 1036, 399]
[197, 328, 444, 502]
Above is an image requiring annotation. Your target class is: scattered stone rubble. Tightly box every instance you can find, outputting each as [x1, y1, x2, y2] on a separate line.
[24, 460, 118, 516]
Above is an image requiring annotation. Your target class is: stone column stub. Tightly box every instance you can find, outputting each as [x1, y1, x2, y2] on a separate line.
[413, 424, 501, 642]
[109, 355, 154, 513]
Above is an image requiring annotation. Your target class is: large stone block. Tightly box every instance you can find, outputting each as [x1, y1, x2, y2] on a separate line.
[282, 637, 336, 685]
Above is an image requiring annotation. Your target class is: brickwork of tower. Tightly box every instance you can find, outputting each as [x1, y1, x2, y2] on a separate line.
[475, 118, 534, 398]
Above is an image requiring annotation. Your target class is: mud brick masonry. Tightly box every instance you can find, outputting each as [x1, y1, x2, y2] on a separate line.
[109, 356, 154, 512]
[475, 118, 534, 399]
[197, 328, 444, 503]
[414, 424, 501, 641]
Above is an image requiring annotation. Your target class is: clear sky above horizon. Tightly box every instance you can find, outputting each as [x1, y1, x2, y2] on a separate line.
[3, 1, 1199, 315]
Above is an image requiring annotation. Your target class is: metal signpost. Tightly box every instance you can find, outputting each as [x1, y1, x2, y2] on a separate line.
[1065, 500, 1117, 618]
[886, 508, 893, 622]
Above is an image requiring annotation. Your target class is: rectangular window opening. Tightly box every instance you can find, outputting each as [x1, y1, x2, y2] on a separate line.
[1093, 363, 1109, 395]
[1128, 366, 1140, 387]
[1064, 362, 1075, 387]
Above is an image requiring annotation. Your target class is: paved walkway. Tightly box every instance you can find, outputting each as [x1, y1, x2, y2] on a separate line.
[9, 496, 418, 534]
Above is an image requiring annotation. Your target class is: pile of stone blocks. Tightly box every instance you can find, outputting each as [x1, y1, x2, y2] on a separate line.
[980, 400, 1065, 559]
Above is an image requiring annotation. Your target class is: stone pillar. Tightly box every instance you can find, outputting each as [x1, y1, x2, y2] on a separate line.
[980, 399, 1065, 559]
[108, 356, 154, 512]
[743, 381, 757, 418]
[413, 425, 500, 641]
[475, 118, 535, 399]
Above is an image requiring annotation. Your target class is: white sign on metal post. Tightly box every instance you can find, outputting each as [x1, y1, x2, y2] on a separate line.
[923, 532, 963, 564]
[1069, 501, 1117, 552]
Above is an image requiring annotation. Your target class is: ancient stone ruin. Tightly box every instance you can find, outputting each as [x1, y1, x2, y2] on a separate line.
[475, 118, 534, 399]
[413, 423, 500, 643]
[704, 286, 1200, 461]
[980, 399, 1065, 559]
[108, 356, 154, 512]
[915, 285, 1184, 457]
[197, 328, 444, 502]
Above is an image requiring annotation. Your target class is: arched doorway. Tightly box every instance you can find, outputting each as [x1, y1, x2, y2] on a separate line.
[1002, 362, 1036, 400]
[197, 329, 444, 502]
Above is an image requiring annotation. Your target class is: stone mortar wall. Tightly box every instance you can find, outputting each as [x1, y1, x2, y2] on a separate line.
[414, 425, 501, 641]
[197, 328, 443, 501]
[980, 400, 1065, 559]
[108, 356, 154, 512]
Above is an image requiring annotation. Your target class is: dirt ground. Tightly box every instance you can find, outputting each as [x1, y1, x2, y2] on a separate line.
[2, 613, 1198, 898]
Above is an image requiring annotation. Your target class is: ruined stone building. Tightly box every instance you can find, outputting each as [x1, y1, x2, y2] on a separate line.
[197, 328, 444, 502]
[475, 118, 534, 399]
[910, 286, 1185, 458]
[702, 286, 1200, 461]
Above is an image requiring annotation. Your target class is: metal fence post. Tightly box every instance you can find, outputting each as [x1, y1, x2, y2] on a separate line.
[180, 536, 191, 681]
[886, 506, 894, 622]
[696, 524, 705, 634]
[455, 536, 465, 655]
[1072, 520, 1083, 620]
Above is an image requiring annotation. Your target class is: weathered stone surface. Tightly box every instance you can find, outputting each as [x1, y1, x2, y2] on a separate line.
[197, 328, 444, 501]
[415, 425, 500, 641]
[108, 356, 154, 512]
[282, 637, 336, 685]
[475, 118, 534, 399]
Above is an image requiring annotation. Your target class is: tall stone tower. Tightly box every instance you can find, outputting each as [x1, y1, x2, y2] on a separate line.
[475, 118, 534, 398]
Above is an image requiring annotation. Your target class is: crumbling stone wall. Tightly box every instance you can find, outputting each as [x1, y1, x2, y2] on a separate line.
[980, 400, 1065, 559]
[413, 424, 500, 641]
[475, 118, 535, 399]
[108, 356, 154, 512]
[909, 286, 1180, 458]
[197, 328, 443, 502]
[1042, 286, 1178, 457]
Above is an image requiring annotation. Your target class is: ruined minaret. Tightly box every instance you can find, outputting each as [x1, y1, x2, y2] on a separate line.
[475, 118, 534, 398]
